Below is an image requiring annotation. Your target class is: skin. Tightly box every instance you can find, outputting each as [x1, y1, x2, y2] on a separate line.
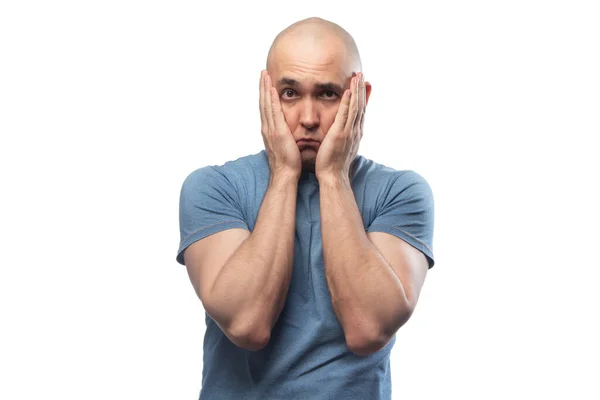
[261, 17, 372, 178]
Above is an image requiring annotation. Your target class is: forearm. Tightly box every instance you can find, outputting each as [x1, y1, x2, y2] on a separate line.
[208, 174, 297, 343]
[319, 176, 410, 349]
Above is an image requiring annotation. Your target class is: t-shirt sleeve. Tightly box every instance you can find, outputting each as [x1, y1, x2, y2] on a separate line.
[176, 166, 249, 265]
[366, 170, 435, 268]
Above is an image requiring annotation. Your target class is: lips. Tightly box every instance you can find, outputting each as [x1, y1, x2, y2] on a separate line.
[297, 139, 319, 148]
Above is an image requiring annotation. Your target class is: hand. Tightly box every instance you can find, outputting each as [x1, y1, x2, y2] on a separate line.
[315, 72, 366, 182]
[259, 70, 302, 181]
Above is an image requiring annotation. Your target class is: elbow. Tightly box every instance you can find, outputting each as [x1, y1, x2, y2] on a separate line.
[228, 321, 271, 352]
[347, 332, 391, 357]
[234, 331, 270, 352]
[203, 299, 271, 351]
[346, 311, 413, 357]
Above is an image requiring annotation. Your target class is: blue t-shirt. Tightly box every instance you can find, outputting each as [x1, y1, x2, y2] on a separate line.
[177, 150, 435, 400]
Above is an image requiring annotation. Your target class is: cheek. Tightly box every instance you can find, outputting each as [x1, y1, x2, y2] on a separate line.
[321, 110, 338, 133]
[282, 107, 298, 129]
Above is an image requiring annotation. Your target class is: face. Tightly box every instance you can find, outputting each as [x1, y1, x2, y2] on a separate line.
[268, 35, 358, 172]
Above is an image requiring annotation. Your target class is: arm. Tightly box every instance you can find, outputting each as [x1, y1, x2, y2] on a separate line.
[319, 176, 428, 356]
[185, 174, 298, 351]
[315, 72, 431, 356]
[182, 70, 302, 352]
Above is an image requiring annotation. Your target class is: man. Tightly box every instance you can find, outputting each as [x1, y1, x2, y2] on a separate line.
[176, 17, 435, 400]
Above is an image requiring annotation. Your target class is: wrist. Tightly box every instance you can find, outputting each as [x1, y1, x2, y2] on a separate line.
[269, 171, 299, 188]
[316, 171, 351, 188]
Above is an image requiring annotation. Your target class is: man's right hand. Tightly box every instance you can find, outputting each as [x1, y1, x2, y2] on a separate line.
[260, 70, 301, 182]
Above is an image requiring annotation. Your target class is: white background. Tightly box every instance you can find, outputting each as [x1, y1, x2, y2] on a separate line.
[1, 1, 599, 399]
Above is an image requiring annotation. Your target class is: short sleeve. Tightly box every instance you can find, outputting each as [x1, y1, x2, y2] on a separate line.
[366, 171, 435, 268]
[176, 166, 249, 265]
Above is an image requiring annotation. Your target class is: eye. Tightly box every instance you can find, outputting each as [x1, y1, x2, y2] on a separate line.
[281, 89, 297, 99]
[320, 90, 339, 99]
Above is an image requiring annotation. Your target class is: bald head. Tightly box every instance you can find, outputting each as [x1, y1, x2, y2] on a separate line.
[266, 17, 362, 74]
[261, 18, 371, 174]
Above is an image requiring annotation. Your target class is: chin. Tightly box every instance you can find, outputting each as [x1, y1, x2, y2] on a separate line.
[301, 157, 316, 173]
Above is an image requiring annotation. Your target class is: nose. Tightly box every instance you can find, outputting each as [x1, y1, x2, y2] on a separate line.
[299, 98, 319, 131]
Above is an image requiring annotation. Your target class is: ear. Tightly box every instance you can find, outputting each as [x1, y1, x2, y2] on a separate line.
[365, 81, 372, 106]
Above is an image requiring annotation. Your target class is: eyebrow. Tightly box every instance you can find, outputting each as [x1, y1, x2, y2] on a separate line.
[277, 77, 344, 93]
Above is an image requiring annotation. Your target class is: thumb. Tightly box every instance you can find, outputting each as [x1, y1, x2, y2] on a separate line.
[271, 87, 290, 133]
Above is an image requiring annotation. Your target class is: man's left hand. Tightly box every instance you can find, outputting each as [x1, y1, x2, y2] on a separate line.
[315, 72, 366, 182]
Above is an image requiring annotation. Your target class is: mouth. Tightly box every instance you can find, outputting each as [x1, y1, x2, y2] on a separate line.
[297, 140, 320, 149]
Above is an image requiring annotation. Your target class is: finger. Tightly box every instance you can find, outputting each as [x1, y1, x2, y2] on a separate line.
[344, 75, 360, 132]
[355, 73, 364, 135]
[359, 102, 366, 140]
[259, 70, 267, 128]
[357, 74, 366, 138]
[264, 74, 275, 132]
[331, 85, 352, 132]
[270, 86, 288, 133]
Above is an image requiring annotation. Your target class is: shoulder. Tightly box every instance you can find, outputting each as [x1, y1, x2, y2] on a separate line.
[181, 150, 269, 190]
[355, 155, 432, 199]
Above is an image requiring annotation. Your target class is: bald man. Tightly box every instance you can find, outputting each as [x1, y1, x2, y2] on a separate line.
[177, 17, 435, 400]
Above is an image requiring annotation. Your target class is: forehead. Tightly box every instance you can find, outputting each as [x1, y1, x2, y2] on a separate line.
[269, 36, 353, 86]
